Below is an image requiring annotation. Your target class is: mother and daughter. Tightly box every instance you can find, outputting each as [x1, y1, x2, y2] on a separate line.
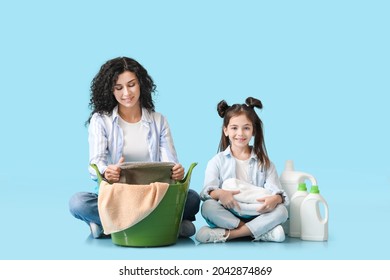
[69, 56, 288, 243]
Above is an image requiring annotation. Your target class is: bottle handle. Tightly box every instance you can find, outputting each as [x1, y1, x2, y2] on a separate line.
[316, 200, 329, 223]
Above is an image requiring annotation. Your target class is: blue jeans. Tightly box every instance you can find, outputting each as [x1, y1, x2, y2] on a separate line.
[201, 199, 288, 239]
[69, 189, 200, 227]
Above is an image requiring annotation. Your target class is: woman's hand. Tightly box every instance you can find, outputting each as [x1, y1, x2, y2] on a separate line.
[171, 163, 185, 181]
[256, 194, 282, 213]
[103, 157, 125, 183]
[211, 189, 241, 210]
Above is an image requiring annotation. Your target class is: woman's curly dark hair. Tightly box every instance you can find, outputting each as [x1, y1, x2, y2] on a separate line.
[86, 57, 156, 124]
[217, 97, 270, 168]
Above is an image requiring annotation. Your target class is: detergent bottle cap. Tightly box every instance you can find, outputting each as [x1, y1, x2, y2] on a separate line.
[298, 183, 307, 191]
[310, 185, 320, 194]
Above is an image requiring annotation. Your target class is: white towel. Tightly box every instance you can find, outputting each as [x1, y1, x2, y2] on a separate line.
[221, 178, 271, 216]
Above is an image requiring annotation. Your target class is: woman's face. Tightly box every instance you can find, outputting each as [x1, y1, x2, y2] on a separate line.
[113, 71, 141, 110]
[223, 113, 254, 149]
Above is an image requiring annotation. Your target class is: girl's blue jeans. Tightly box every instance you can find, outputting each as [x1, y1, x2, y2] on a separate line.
[200, 199, 288, 239]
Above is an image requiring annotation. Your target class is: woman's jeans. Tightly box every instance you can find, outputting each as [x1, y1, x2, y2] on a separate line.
[69, 189, 200, 227]
[200, 199, 288, 239]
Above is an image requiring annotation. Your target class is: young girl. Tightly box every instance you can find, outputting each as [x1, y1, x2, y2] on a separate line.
[69, 57, 200, 238]
[196, 97, 289, 243]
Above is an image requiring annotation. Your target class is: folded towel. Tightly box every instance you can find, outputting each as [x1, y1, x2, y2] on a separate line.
[221, 178, 272, 216]
[119, 162, 175, 184]
[98, 180, 169, 234]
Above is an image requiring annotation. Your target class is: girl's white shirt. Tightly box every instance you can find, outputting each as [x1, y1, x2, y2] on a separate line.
[235, 158, 250, 182]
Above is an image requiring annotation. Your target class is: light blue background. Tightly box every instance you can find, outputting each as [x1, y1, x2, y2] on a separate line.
[0, 0, 389, 260]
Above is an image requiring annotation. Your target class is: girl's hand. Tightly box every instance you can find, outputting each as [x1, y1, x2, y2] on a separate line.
[103, 157, 125, 183]
[256, 194, 282, 213]
[171, 163, 185, 181]
[212, 189, 241, 210]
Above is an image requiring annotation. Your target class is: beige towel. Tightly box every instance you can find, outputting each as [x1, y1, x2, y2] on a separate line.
[98, 180, 169, 234]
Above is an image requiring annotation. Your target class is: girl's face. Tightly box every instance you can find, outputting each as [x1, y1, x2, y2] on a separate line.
[113, 71, 141, 110]
[223, 113, 254, 149]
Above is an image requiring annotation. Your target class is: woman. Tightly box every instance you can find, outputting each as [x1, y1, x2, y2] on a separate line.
[69, 57, 200, 238]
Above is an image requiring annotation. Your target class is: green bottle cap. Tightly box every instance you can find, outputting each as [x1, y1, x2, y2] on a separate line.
[298, 183, 307, 191]
[310, 185, 320, 194]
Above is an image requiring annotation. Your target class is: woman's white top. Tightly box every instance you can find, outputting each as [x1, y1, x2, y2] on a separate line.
[118, 116, 150, 162]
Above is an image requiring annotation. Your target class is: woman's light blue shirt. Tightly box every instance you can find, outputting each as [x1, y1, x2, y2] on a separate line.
[200, 146, 289, 206]
[88, 106, 178, 190]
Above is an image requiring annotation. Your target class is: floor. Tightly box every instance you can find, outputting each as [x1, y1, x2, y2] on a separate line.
[1, 174, 389, 260]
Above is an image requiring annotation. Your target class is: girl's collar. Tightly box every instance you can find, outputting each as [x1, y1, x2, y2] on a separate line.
[224, 145, 257, 160]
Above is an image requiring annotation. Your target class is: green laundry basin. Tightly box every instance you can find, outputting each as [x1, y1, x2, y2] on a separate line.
[91, 162, 197, 247]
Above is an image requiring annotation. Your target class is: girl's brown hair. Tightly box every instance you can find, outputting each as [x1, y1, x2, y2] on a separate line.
[217, 97, 270, 168]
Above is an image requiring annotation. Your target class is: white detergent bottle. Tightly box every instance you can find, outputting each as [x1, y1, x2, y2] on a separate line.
[300, 185, 329, 241]
[279, 160, 317, 234]
[279, 160, 317, 199]
[289, 183, 308, 238]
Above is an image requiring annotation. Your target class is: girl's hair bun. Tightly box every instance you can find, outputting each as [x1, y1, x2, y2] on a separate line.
[245, 97, 263, 110]
[217, 100, 230, 118]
